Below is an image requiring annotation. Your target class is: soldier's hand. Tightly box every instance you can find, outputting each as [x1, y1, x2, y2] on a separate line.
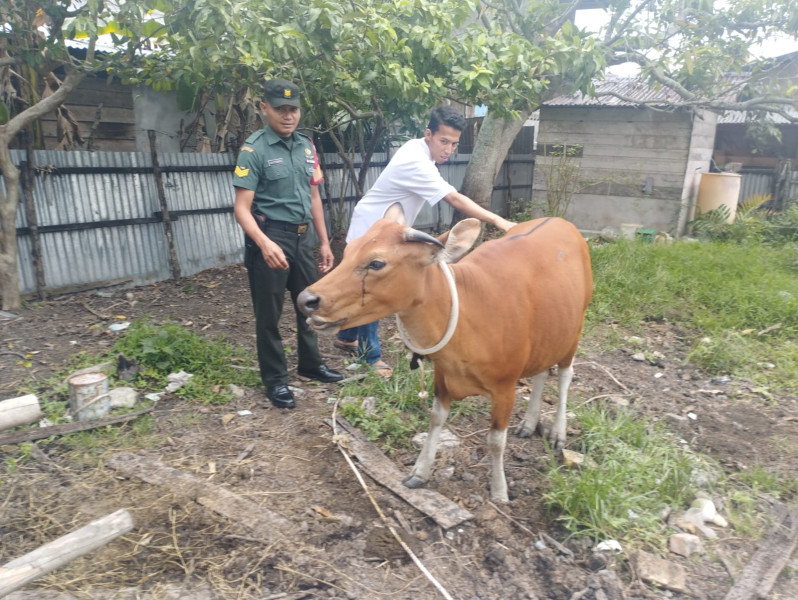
[318, 244, 334, 273]
[260, 238, 289, 270]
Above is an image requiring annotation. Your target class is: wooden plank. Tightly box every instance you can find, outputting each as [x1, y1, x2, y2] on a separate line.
[581, 144, 687, 161]
[38, 120, 135, 140]
[537, 131, 691, 151]
[0, 406, 152, 446]
[105, 451, 295, 539]
[542, 120, 691, 136]
[543, 106, 692, 123]
[724, 504, 798, 600]
[333, 417, 473, 530]
[37, 105, 136, 124]
[0, 509, 134, 597]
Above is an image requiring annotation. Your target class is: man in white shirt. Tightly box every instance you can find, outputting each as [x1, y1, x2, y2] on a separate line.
[334, 105, 515, 376]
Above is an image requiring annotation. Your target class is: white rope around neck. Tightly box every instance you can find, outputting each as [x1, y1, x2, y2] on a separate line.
[395, 260, 459, 355]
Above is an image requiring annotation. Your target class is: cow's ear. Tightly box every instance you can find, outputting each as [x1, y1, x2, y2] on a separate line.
[440, 218, 481, 263]
[383, 202, 406, 225]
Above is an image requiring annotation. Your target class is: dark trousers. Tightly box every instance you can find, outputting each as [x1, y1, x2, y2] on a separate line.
[244, 228, 322, 387]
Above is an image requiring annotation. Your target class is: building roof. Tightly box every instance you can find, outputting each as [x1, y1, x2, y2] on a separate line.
[543, 76, 685, 108]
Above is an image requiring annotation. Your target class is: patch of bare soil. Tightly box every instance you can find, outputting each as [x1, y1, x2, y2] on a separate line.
[1, 264, 797, 599]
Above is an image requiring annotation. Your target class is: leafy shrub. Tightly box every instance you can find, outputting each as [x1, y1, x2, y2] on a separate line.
[114, 320, 259, 403]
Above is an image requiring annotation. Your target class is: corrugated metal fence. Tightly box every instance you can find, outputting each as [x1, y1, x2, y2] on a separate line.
[8, 148, 534, 296]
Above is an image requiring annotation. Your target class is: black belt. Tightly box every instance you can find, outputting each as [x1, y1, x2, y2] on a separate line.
[262, 220, 309, 234]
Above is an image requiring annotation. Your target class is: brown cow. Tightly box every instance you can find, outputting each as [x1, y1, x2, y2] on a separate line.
[297, 203, 593, 502]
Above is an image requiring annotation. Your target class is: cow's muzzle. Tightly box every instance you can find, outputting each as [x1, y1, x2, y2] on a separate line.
[297, 289, 346, 331]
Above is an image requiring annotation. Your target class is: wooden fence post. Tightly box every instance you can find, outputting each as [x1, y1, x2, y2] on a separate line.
[22, 132, 47, 300]
[148, 129, 181, 280]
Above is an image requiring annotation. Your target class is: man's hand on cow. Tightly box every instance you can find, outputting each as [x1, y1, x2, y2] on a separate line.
[318, 243, 335, 273]
[259, 237, 290, 270]
[495, 217, 517, 232]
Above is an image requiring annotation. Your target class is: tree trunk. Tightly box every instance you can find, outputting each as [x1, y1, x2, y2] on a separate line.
[460, 109, 533, 210]
[0, 68, 86, 310]
[0, 137, 23, 311]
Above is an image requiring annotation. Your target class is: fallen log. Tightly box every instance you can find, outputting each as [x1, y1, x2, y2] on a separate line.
[0, 407, 153, 446]
[105, 451, 294, 539]
[0, 395, 42, 432]
[724, 504, 798, 600]
[0, 509, 133, 598]
[333, 417, 473, 529]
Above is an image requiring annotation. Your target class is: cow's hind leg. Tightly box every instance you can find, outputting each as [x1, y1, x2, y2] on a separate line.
[516, 370, 548, 438]
[403, 395, 450, 489]
[549, 360, 574, 450]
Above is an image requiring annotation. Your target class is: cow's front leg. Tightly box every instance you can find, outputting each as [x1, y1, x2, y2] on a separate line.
[487, 427, 509, 502]
[403, 395, 450, 489]
[516, 370, 548, 438]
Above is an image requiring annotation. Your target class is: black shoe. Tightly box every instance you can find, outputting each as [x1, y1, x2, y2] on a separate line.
[297, 364, 344, 383]
[266, 384, 295, 409]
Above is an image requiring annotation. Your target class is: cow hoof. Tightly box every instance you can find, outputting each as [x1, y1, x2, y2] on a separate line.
[402, 474, 426, 489]
[516, 423, 534, 438]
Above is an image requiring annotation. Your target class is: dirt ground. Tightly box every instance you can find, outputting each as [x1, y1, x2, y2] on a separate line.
[1, 263, 797, 600]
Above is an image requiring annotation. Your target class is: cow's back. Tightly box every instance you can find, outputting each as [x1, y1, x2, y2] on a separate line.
[443, 217, 592, 387]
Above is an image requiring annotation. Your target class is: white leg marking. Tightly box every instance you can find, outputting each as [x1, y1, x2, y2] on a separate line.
[517, 370, 548, 438]
[406, 396, 449, 485]
[551, 361, 573, 449]
[487, 427, 509, 502]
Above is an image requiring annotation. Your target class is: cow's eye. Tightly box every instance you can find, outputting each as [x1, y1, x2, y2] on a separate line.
[367, 260, 386, 270]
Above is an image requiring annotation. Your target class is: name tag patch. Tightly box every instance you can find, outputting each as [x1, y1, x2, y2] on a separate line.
[268, 158, 284, 166]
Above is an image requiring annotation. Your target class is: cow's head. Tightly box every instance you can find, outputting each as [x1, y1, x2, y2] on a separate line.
[298, 203, 481, 332]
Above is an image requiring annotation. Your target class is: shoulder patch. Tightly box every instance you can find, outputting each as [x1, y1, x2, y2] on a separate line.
[234, 165, 250, 178]
[244, 129, 267, 144]
[241, 145, 254, 153]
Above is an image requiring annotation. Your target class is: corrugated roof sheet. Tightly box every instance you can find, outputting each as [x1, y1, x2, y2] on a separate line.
[718, 109, 796, 124]
[544, 76, 685, 107]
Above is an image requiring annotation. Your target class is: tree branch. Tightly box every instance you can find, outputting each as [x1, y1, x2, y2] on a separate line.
[606, 0, 657, 46]
[3, 68, 86, 140]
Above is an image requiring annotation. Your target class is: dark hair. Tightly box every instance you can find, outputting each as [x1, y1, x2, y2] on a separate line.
[427, 105, 466, 133]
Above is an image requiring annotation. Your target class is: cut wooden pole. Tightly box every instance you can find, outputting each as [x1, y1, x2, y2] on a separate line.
[724, 504, 798, 600]
[105, 451, 295, 539]
[0, 395, 43, 432]
[0, 406, 153, 446]
[0, 509, 134, 597]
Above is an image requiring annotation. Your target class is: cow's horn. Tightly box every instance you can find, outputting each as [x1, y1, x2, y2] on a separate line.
[404, 227, 445, 248]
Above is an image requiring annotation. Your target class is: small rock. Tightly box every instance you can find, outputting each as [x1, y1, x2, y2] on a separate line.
[468, 494, 484, 506]
[436, 465, 455, 479]
[631, 353, 646, 362]
[669, 533, 704, 557]
[561, 448, 585, 468]
[227, 384, 245, 398]
[633, 549, 688, 593]
[108, 387, 137, 409]
[484, 544, 507, 568]
[412, 428, 460, 450]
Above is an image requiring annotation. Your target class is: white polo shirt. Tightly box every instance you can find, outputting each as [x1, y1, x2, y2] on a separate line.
[346, 138, 456, 242]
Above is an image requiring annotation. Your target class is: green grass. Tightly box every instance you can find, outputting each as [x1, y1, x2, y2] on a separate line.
[541, 404, 700, 544]
[2, 319, 261, 475]
[589, 238, 798, 389]
[114, 319, 260, 404]
[338, 347, 486, 452]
